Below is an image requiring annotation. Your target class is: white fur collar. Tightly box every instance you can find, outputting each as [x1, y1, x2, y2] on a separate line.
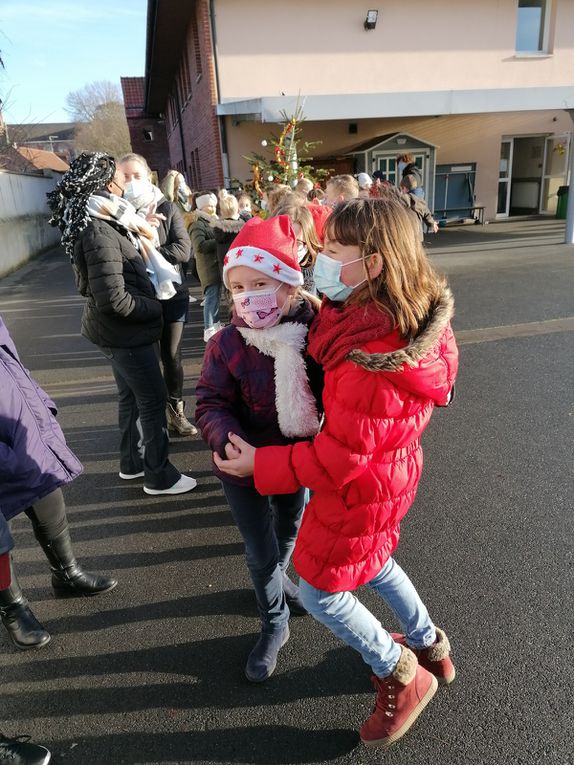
[237, 322, 320, 438]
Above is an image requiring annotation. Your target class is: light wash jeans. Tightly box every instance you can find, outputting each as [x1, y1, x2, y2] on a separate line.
[203, 283, 221, 330]
[299, 557, 436, 678]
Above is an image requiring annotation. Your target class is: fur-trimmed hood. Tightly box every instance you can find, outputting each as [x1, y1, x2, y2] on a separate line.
[188, 209, 218, 225]
[347, 287, 454, 372]
[347, 286, 457, 406]
[210, 217, 245, 234]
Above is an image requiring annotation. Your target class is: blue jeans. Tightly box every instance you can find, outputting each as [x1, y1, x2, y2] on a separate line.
[222, 482, 306, 632]
[203, 283, 221, 330]
[299, 557, 436, 677]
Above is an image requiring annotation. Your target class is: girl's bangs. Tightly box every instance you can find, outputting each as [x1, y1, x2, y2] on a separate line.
[323, 206, 363, 247]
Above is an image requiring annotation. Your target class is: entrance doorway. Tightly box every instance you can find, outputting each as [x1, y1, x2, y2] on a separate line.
[497, 134, 570, 218]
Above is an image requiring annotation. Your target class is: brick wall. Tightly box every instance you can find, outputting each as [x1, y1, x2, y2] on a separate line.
[128, 116, 170, 182]
[165, 0, 223, 191]
[121, 77, 171, 181]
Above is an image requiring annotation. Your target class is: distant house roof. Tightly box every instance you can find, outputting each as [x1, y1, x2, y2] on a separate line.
[121, 77, 146, 119]
[16, 146, 69, 172]
[7, 122, 77, 142]
[0, 145, 41, 174]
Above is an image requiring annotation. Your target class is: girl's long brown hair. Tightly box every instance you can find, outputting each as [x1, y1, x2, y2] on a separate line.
[272, 203, 321, 269]
[324, 198, 446, 338]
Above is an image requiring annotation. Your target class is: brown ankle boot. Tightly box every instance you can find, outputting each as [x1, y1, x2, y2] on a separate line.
[167, 400, 198, 436]
[360, 646, 437, 748]
[390, 627, 455, 685]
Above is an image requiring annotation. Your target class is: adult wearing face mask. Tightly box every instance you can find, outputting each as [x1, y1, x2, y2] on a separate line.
[47, 152, 197, 497]
[188, 191, 221, 342]
[118, 154, 197, 437]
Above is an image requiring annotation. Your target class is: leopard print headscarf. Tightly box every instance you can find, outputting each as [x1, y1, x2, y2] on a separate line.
[47, 152, 116, 259]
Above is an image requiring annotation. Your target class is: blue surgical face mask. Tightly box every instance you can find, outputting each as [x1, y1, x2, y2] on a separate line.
[313, 252, 366, 302]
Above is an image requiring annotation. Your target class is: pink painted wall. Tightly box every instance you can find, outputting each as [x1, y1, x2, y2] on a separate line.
[215, 0, 572, 99]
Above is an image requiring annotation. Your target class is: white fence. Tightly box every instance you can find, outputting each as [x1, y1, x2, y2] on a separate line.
[0, 171, 62, 277]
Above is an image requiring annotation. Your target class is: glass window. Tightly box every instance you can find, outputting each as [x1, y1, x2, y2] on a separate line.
[516, 0, 548, 52]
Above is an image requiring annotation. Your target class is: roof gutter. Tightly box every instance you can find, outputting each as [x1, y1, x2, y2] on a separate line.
[144, 0, 159, 114]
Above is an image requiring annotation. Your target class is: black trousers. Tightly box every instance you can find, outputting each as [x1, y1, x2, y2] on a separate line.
[23, 488, 67, 540]
[159, 320, 185, 402]
[101, 344, 180, 490]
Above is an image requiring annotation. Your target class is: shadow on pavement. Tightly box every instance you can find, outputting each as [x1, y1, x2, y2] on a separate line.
[47, 588, 258, 633]
[54, 726, 359, 763]
[14, 542, 244, 578]
[1, 639, 369, 717]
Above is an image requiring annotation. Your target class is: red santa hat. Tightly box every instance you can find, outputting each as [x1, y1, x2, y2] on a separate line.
[223, 215, 303, 288]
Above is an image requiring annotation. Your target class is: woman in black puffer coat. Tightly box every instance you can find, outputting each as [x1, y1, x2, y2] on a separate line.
[118, 153, 197, 437]
[48, 152, 197, 498]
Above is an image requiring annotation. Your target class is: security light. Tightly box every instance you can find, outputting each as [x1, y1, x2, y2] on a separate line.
[364, 10, 378, 30]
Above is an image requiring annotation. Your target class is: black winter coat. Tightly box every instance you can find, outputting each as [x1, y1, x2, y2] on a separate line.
[189, 211, 219, 289]
[156, 198, 191, 304]
[210, 217, 245, 277]
[73, 218, 163, 348]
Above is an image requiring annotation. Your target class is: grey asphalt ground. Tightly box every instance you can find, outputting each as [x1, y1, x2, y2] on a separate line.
[0, 218, 572, 765]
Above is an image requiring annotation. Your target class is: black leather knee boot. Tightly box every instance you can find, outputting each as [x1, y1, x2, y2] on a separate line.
[0, 560, 51, 650]
[37, 527, 118, 597]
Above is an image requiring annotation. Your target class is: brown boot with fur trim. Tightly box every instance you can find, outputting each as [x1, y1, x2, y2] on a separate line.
[390, 627, 455, 685]
[360, 645, 438, 748]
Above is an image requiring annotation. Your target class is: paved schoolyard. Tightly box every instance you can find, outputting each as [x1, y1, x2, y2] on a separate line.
[0, 218, 572, 765]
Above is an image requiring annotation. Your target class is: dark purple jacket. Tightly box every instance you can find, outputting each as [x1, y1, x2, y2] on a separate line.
[195, 300, 323, 487]
[0, 316, 82, 520]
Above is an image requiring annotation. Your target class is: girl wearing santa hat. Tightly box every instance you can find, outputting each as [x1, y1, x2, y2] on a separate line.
[215, 197, 459, 748]
[195, 215, 323, 683]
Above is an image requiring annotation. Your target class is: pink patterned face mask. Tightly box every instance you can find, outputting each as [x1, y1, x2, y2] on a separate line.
[232, 285, 284, 329]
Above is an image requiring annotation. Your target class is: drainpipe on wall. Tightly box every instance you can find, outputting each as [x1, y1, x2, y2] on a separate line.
[173, 84, 187, 176]
[565, 113, 574, 245]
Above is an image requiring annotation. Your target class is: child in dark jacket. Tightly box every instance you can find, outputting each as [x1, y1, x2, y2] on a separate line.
[210, 191, 245, 276]
[195, 215, 322, 683]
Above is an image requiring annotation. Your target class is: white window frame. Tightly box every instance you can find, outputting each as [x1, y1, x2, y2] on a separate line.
[515, 0, 553, 55]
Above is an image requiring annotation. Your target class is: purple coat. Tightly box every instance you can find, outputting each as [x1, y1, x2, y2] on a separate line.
[0, 316, 83, 520]
[0, 513, 13, 555]
[195, 300, 323, 487]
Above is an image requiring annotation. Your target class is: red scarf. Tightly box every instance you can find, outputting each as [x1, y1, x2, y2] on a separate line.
[308, 298, 394, 370]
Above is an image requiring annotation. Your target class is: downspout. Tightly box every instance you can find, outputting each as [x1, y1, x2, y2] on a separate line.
[565, 111, 574, 245]
[173, 81, 187, 173]
[209, 0, 229, 184]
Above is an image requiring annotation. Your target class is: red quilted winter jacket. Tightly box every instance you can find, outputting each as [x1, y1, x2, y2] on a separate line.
[254, 288, 459, 592]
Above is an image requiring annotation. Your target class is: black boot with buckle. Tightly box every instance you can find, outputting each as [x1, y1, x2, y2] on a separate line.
[0, 561, 51, 650]
[36, 527, 118, 597]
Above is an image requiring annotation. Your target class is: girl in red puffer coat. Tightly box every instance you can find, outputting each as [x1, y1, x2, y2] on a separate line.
[215, 197, 459, 750]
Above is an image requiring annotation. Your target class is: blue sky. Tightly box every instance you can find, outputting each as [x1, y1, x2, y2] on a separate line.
[0, 0, 147, 124]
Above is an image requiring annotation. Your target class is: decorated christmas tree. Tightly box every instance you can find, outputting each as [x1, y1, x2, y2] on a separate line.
[242, 102, 330, 199]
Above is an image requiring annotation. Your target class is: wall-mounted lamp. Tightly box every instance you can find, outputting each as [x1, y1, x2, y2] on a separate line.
[364, 9, 378, 30]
